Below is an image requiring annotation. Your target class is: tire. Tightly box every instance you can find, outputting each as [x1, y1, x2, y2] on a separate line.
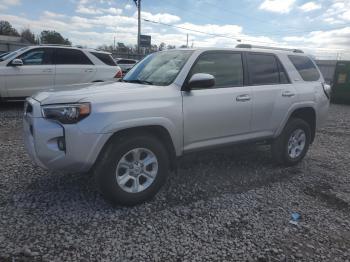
[271, 118, 311, 166]
[94, 134, 169, 206]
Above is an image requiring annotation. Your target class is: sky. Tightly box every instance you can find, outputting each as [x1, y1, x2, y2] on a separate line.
[1, 0, 350, 59]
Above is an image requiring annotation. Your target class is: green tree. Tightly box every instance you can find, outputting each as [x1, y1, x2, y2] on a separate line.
[158, 42, 166, 51]
[40, 30, 71, 45]
[0, 21, 19, 36]
[21, 28, 37, 44]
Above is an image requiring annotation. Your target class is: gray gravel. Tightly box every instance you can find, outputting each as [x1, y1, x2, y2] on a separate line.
[0, 102, 349, 261]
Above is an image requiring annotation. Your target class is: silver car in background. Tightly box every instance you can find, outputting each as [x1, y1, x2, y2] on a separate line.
[23, 46, 330, 206]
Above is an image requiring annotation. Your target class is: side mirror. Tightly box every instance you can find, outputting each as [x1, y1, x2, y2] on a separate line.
[185, 73, 215, 91]
[11, 58, 23, 66]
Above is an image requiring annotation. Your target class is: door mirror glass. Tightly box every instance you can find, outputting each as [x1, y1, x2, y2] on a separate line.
[11, 58, 23, 66]
[187, 73, 215, 90]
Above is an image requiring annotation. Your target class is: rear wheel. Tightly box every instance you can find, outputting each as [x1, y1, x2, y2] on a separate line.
[271, 118, 311, 166]
[94, 134, 169, 206]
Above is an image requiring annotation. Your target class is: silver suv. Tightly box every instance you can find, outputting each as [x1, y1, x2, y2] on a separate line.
[24, 46, 330, 205]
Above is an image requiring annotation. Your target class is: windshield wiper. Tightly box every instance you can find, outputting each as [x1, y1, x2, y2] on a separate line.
[122, 79, 154, 85]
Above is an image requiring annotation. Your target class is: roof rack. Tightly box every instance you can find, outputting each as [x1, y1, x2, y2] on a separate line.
[236, 44, 304, 53]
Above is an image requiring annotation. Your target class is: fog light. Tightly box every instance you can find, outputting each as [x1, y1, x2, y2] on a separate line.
[57, 137, 66, 151]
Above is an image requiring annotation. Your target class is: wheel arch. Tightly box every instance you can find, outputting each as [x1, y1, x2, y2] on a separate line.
[95, 125, 179, 171]
[278, 106, 317, 143]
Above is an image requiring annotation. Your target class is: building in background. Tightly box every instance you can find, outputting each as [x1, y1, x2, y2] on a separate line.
[0, 35, 30, 54]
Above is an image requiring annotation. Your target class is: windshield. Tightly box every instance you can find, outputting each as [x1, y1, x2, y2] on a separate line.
[123, 50, 193, 86]
[0, 47, 30, 61]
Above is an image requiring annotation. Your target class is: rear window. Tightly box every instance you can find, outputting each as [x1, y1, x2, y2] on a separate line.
[91, 52, 116, 66]
[55, 48, 93, 65]
[117, 59, 136, 65]
[288, 55, 320, 81]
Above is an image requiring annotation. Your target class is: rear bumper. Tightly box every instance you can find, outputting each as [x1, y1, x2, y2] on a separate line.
[23, 101, 110, 173]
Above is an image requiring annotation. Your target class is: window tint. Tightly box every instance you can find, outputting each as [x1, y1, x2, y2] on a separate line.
[247, 53, 279, 85]
[190, 52, 243, 88]
[54, 48, 93, 65]
[91, 52, 116, 66]
[288, 55, 320, 81]
[17, 48, 52, 65]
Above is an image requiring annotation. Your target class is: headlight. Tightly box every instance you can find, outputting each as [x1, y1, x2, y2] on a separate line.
[41, 103, 91, 124]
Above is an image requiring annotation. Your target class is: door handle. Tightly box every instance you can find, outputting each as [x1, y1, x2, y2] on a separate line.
[236, 94, 251, 102]
[42, 69, 53, 73]
[282, 91, 295, 97]
[85, 69, 94, 73]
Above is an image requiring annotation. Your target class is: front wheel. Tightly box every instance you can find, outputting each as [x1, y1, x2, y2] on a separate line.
[94, 135, 169, 206]
[271, 118, 311, 166]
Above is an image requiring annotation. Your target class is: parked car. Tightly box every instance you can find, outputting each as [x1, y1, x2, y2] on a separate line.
[23, 46, 330, 206]
[115, 58, 138, 75]
[0, 45, 122, 99]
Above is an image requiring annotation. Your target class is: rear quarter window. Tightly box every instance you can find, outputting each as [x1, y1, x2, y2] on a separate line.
[288, 55, 320, 81]
[91, 52, 116, 66]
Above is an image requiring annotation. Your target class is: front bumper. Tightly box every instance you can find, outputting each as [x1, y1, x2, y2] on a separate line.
[23, 99, 110, 173]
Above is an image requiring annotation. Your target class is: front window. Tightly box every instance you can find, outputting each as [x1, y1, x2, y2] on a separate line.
[0, 47, 30, 61]
[17, 48, 53, 65]
[123, 50, 193, 86]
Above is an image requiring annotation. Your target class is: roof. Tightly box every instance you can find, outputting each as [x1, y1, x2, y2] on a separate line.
[35, 44, 111, 54]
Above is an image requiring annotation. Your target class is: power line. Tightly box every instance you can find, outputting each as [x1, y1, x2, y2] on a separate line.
[144, 19, 350, 53]
[143, 19, 279, 45]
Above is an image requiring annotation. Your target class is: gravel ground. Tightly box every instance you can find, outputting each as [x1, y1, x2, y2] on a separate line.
[0, 102, 349, 262]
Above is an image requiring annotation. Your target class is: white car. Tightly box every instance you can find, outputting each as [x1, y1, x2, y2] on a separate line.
[0, 45, 122, 99]
[115, 58, 138, 75]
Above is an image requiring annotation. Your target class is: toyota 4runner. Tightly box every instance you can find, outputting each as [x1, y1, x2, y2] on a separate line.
[23, 45, 330, 206]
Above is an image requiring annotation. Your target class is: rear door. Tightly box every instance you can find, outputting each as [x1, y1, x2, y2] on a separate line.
[5, 48, 54, 97]
[246, 52, 297, 136]
[53, 48, 96, 87]
[182, 51, 252, 151]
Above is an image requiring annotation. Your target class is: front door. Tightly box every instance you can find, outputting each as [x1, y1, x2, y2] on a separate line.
[182, 51, 252, 152]
[5, 48, 54, 97]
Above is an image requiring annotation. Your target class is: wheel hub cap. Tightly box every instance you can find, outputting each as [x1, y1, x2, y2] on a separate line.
[287, 129, 306, 159]
[115, 148, 158, 193]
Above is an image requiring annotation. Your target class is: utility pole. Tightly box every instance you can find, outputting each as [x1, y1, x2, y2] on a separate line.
[137, 0, 141, 54]
[186, 33, 188, 48]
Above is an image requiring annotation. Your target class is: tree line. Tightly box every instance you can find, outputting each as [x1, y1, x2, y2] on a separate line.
[0, 20, 71, 45]
[0, 20, 188, 53]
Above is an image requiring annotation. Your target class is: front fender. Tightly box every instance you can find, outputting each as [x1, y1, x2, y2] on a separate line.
[101, 117, 182, 156]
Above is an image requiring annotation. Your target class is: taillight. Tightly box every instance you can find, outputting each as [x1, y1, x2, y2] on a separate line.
[322, 82, 331, 99]
[114, 69, 122, 79]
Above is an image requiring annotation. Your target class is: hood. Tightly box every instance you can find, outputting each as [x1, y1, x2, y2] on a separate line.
[32, 81, 158, 105]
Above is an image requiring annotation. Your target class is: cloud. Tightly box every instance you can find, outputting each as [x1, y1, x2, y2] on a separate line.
[299, 2, 322, 12]
[124, 4, 132, 10]
[283, 26, 350, 50]
[141, 11, 181, 24]
[322, 0, 350, 24]
[43, 11, 66, 19]
[0, 0, 21, 10]
[259, 0, 296, 14]
[76, 5, 122, 15]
